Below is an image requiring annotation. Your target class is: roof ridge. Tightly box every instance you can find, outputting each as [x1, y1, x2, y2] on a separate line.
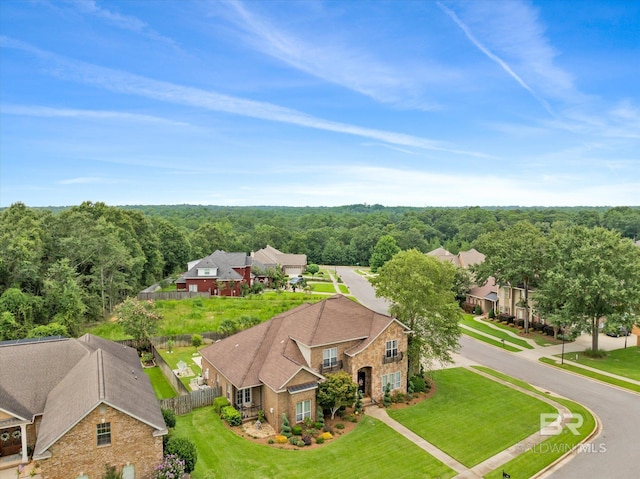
[240, 318, 277, 387]
[97, 349, 105, 401]
[309, 299, 327, 344]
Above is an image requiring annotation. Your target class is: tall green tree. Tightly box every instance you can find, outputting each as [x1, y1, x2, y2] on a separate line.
[474, 222, 546, 333]
[43, 259, 86, 336]
[371, 249, 461, 375]
[114, 297, 162, 342]
[317, 371, 358, 419]
[369, 235, 400, 273]
[535, 226, 640, 353]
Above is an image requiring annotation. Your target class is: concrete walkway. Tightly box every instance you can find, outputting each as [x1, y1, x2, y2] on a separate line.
[365, 366, 575, 479]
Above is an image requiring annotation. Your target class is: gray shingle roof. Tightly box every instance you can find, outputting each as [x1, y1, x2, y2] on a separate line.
[181, 250, 250, 281]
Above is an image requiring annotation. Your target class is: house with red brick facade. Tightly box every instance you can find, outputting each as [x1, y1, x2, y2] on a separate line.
[0, 334, 166, 478]
[199, 295, 411, 433]
[175, 250, 268, 296]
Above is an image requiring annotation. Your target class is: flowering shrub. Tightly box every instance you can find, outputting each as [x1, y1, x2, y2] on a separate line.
[153, 454, 185, 479]
[274, 435, 288, 444]
[319, 431, 333, 440]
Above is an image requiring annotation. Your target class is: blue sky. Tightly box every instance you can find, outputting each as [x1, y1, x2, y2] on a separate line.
[1, 0, 638, 207]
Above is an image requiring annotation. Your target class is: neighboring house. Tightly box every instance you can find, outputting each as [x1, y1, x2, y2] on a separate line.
[466, 276, 498, 314]
[199, 295, 411, 432]
[426, 247, 485, 269]
[175, 250, 268, 296]
[496, 283, 540, 323]
[251, 245, 307, 276]
[0, 334, 166, 478]
[633, 325, 640, 347]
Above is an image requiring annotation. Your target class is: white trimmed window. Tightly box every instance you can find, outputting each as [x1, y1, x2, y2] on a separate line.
[96, 422, 111, 446]
[385, 340, 398, 358]
[382, 372, 401, 392]
[296, 399, 311, 423]
[236, 387, 251, 406]
[189, 284, 198, 292]
[323, 347, 337, 368]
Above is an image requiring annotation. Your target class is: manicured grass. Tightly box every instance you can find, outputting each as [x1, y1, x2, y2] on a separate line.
[157, 346, 202, 388]
[85, 292, 325, 339]
[173, 409, 456, 479]
[143, 366, 177, 399]
[474, 367, 597, 479]
[389, 368, 555, 467]
[460, 316, 533, 349]
[310, 282, 339, 293]
[461, 328, 521, 352]
[539, 357, 640, 393]
[338, 284, 349, 294]
[554, 346, 640, 381]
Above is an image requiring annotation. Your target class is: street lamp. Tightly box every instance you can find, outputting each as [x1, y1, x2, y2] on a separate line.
[561, 324, 566, 365]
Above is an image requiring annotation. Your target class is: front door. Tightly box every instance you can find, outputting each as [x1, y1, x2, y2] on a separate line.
[357, 370, 366, 395]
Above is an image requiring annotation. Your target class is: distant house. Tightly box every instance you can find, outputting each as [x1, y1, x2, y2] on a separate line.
[199, 295, 411, 432]
[251, 245, 307, 276]
[175, 250, 268, 296]
[0, 334, 166, 478]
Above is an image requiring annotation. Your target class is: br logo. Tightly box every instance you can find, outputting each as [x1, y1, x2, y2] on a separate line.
[540, 413, 583, 436]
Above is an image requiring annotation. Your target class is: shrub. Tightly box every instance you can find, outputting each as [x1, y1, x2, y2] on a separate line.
[164, 436, 198, 473]
[391, 391, 405, 403]
[281, 413, 292, 438]
[161, 408, 176, 429]
[302, 434, 312, 446]
[221, 406, 242, 426]
[267, 438, 274, 444]
[584, 348, 608, 359]
[213, 396, 230, 414]
[335, 423, 345, 430]
[296, 439, 305, 447]
[488, 308, 495, 319]
[291, 425, 303, 436]
[473, 305, 482, 315]
[153, 454, 185, 479]
[323, 424, 333, 434]
[102, 464, 123, 479]
[313, 421, 324, 430]
[383, 383, 392, 407]
[409, 375, 426, 392]
[316, 406, 325, 427]
[274, 435, 288, 444]
[319, 431, 333, 440]
[288, 436, 298, 445]
[316, 437, 325, 444]
[191, 334, 203, 349]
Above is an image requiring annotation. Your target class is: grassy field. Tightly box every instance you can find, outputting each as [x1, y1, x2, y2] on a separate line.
[85, 292, 325, 339]
[554, 345, 640, 381]
[389, 368, 555, 467]
[474, 367, 597, 479]
[173, 410, 456, 479]
[539, 357, 640, 393]
[460, 315, 533, 349]
[143, 366, 176, 399]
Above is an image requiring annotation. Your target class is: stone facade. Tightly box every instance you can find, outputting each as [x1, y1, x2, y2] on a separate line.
[40, 405, 162, 479]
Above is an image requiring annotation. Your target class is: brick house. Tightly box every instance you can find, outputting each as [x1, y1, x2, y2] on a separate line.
[251, 245, 307, 276]
[0, 334, 166, 478]
[199, 295, 411, 432]
[175, 250, 268, 296]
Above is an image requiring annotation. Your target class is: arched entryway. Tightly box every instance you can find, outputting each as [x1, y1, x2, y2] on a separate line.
[357, 367, 372, 398]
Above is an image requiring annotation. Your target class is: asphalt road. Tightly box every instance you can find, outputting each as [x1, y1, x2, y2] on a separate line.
[336, 266, 640, 479]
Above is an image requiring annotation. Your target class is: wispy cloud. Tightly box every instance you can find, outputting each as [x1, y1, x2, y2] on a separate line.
[214, 0, 442, 110]
[438, 2, 553, 115]
[58, 176, 119, 185]
[2, 104, 190, 126]
[68, 0, 178, 47]
[0, 36, 489, 158]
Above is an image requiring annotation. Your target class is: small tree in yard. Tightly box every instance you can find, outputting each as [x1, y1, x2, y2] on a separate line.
[114, 297, 161, 343]
[281, 413, 292, 438]
[317, 371, 358, 419]
[306, 264, 320, 276]
[191, 333, 203, 350]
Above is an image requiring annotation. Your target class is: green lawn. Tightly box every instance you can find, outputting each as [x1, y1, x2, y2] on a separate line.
[173, 410, 456, 479]
[539, 357, 640, 393]
[143, 366, 177, 399]
[157, 346, 203, 388]
[461, 328, 521, 352]
[554, 346, 640, 381]
[85, 292, 325, 339]
[310, 282, 338, 293]
[482, 318, 562, 347]
[460, 316, 533, 349]
[389, 368, 555, 467]
[338, 284, 349, 294]
[473, 367, 597, 479]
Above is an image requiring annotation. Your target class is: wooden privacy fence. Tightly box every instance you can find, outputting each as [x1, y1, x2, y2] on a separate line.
[151, 331, 224, 350]
[137, 291, 211, 301]
[151, 343, 190, 396]
[158, 387, 221, 415]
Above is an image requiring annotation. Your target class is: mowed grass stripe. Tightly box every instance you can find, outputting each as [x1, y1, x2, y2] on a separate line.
[460, 315, 533, 349]
[389, 368, 555, 467]
[174, 410, 456, 479]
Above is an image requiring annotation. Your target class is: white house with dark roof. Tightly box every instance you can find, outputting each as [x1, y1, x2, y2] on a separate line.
[199, 295, 411, 433]
[0, 334, 166, 478]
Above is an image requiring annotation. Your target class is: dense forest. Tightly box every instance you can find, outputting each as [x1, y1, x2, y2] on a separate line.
[1, 201, 639, 340]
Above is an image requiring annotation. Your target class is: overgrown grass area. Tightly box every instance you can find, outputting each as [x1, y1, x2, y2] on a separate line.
[85, 292, 325, 339]
[461, 328, 521, 352]
[460, 315, 533, 349]
[389, 368, 555, 467]
[554, 346, 640, 381]
[143, 366, 176, 399]
[539, 357, 640, 393]
[173, 409, 456, 479]
[473, 366, 597, 479]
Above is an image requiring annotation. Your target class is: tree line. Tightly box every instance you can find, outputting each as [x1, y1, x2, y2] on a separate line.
[1, 201, 638, 341]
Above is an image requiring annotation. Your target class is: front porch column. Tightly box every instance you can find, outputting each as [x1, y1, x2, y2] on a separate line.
[20, 424, 28, 463]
